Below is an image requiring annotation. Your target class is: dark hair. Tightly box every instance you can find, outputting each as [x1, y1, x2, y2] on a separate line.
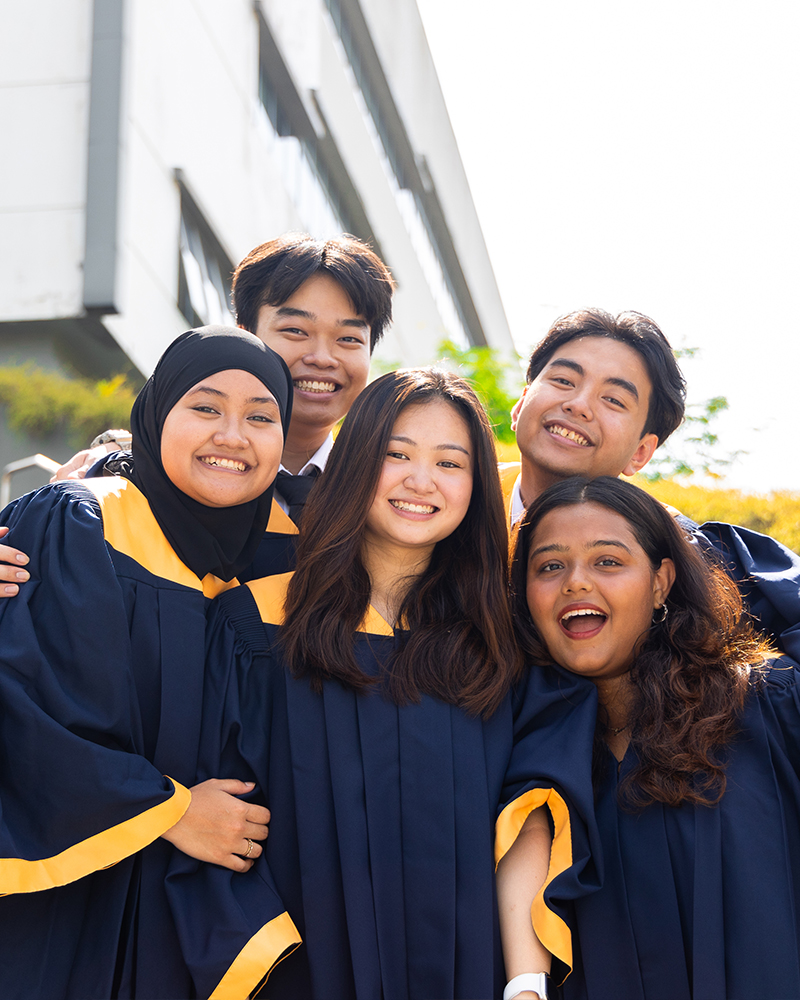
[510, 476, 774, 809]
[281, 367, 522, 717]
[525, 309, 686, 445]
[232, 232, 395, 351]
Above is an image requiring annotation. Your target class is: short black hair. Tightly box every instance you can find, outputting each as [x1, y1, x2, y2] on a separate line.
[526, 309, 686, 445]
[232, 233, 395, 352]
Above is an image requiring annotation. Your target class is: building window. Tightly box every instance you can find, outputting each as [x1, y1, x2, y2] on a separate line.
[177, 187, 235, 328]
[258, 18, 349, 238]
[324, 0, 473, 347]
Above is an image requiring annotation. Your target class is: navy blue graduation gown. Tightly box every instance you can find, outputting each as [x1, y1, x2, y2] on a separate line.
[562, 657, 800, 1000]
[0, 478, 263, 999]
[166, 575, 600, 1000]
[691, 521, 800, 662]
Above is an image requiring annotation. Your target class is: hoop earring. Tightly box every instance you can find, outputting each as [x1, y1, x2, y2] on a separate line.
[652, 603, 668, 624]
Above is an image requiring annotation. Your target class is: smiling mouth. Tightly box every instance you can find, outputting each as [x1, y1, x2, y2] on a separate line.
[389, 500, 437, 514]
[294, 379, 338, 393]
[546, 424, 591, 447]
[560, 608, 607, 634]
[199, 456, 248, 473]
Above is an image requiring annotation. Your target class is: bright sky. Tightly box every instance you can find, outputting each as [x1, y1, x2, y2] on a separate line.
[416, 0, 800, 493]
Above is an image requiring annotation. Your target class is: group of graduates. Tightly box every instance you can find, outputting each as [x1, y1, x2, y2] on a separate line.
[0, 233, 799, 1000]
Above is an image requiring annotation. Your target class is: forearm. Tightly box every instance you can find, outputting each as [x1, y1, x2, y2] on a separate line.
[497, 806, 552, 990]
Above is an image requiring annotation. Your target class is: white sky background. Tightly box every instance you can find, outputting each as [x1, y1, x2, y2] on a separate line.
[415, 0, 800, 493]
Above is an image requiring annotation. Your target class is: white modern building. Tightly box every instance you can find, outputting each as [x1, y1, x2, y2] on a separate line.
[0, 0, 514, 489]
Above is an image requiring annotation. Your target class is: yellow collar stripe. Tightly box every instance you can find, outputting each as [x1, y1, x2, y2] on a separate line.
[81, 478, 238, 599]
[498, 462, 520, 518]
[247, 574, 394, 635]
[266, 499, 299, 535]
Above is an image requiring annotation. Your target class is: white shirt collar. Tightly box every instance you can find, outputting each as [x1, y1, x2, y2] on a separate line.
[275, 432, 335, 513]
[510, 473, 526, 526]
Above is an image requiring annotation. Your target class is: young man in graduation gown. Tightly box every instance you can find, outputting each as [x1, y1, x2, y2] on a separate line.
[502, 307, 800, 660]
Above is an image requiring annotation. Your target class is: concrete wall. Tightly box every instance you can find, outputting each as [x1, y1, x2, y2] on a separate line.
[1, 0, 513, 383]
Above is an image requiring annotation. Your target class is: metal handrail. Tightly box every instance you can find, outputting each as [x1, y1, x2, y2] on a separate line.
[0, 454, 61, 509]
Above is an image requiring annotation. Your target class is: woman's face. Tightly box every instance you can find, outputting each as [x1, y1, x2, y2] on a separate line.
[526, 502, 675, 681]
[160, 369, 284, 507]
[363, 398, 474, 558]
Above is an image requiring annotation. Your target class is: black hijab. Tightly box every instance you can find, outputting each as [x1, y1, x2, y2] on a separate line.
[126, 326, 293, 581]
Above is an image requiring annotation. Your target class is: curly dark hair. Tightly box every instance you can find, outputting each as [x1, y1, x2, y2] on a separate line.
[510, 476, 774, 809]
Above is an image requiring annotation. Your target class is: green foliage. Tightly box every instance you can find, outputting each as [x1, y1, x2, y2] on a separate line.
[0, 365, 136, 446]
[436, 340, 519, 443]
[641, 395, 743, 482]
[635, 476, 800, 554]
[640, 347, 742, 482]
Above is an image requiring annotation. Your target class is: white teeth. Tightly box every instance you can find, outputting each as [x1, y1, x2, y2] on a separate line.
[390, 500, 436, 514]
[201, 457, 247, 472]
[295, 379, 337, 393]
[548, 424, 590, 447]
[561, 608, 606, 621]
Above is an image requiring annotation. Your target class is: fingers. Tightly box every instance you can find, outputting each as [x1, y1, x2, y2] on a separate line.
[209, 778, 257, 795]
[49, 443, 111, 482]
[50, 450, 92, 482]
[0, 540, 30, 597]
[245, 803, 270, 826]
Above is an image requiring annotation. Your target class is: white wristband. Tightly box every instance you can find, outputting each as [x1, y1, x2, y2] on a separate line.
[503, 972, 549, 1000]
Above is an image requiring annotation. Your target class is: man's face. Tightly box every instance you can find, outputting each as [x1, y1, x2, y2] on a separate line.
[511, 336, 658, 491]
[251, 273, 371, 440]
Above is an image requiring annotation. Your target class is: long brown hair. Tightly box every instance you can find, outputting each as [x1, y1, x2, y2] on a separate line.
[281, 368, 522, 717]
[511, 477, 774, 808]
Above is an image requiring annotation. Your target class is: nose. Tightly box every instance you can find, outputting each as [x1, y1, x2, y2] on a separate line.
[562, 386, 593, 421]
[302, 337, 338, 370]
[563, 564, 592, 595]
[212, 417, 249, 449]
[403, 463, 436, 494]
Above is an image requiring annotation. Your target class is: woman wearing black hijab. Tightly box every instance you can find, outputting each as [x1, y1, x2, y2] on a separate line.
[0, 327, 294, 999]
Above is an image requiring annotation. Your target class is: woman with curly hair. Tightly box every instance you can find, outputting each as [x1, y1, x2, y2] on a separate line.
[510, 476, 795, 1000]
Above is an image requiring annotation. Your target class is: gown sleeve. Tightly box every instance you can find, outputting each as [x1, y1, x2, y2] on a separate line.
[165, 584, 300, 1000]
[496, 663, 601, 984]
[691, 521, 800, 660]
[0, 484, 190, 895]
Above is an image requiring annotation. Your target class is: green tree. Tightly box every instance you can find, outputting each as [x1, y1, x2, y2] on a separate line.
[638, 348, 742, 482]
[436, 340, 519, 443]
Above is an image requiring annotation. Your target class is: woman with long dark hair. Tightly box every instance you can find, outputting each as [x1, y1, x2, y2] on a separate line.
[510, 476, 795, 1000]
[167, 368, 598, 1000]
[0, 328, 294, 998]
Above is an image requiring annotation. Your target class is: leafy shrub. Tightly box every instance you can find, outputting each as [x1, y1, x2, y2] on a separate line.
[0, 365, 136, 447]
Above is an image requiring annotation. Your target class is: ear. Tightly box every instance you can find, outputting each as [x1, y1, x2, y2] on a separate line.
[621, 433, 659, 477]
[653, 557, 675, 607]
[510, 387, 528, 432]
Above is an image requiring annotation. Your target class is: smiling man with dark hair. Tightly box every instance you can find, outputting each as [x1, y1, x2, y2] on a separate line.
[501, 307, 800, 661]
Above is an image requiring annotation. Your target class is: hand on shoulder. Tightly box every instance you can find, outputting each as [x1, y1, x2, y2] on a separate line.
[0, 526, 29, 596]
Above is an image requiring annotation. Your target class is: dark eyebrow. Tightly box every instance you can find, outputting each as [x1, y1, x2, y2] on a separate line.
[529, 542, 569, 559]
[604, 377, 639, 401]
[389, 435, 470, 457]
[547, 358, 640, 401]
[591, 539, 633, 554]
[186, 386, 278, 406]
[275, 305, 368, 331]
[529, 539, 633, 558]
[547, 358, 584, 377]
[276, 306, 314, 321]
